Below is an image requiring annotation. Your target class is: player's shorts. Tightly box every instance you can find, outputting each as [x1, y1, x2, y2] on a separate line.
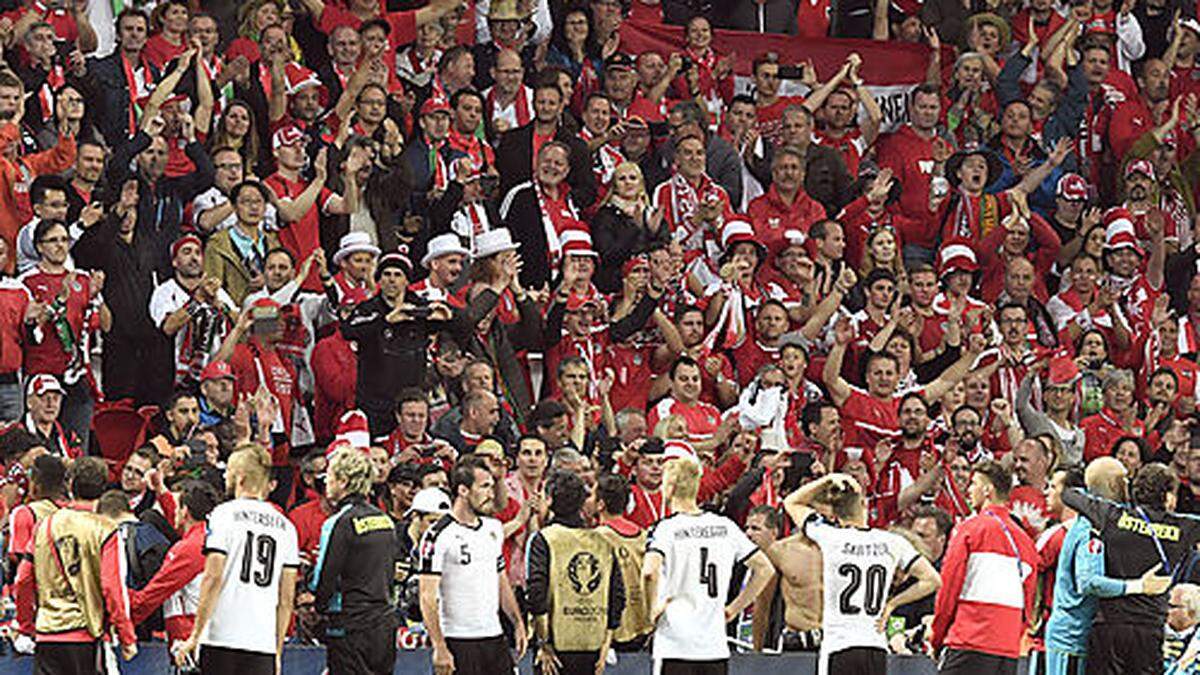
[781, 627, 823, 652]
[655, 658, 729, 675]
[1040, 648, 1087, 675]
[825, 646, 886, 675]
[34, 641, 102, 675]
[326, 618, 397, 675]
[535, 650, 600, 675]
[937, 648, 1019, 675]
[445, 635, 515, 675]
[199, 645, 274, 675]
[1086, 623, 1163, 675]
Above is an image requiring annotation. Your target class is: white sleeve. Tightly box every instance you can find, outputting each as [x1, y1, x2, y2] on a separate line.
[418, 525, 446, 574]
[280, 521, 301, 568]
[645, 518, 669, 557]
[1115, 12, 1145, 68]
[148, 284, 179, 327]
[728, 519, 759, 565]
[801, 513, 834, 547]
[890, 531, 920, 574]
[203, 506, 232, 555]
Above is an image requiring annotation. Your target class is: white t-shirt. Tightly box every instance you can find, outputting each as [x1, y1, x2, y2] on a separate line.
[802, 515, 919, 673]
[646, 510, 758, 662]
[201, 498, 300, 654]
[417, 514, 505, 639]
[149, 278, 237, 383]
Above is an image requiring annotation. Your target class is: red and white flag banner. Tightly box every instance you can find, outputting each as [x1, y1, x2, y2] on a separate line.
[618, 20, 934, 130]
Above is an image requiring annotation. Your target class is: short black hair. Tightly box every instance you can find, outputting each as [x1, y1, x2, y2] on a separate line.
[595, 473, 629, 516]
[864, 268, 897, 290]
[451, 88, 484, 109]
[179, 480, 220, 521]
[669, 355, 701, 380]
[229, 179, 271, 204]
[556, 355, 588, 380]
[395, 388, 429, 415]
[33, 219, 68, 246]
[800, 401, 837, 436]
[547, 470, 586, 520]
[30, 175, 69, 207]
[265, 246, 295, 266]
[530, 401, 568, 430]
[952, 404, 982, 425]
[70, 457, 110, 501]
[1058, 465, 1086, 491]
[31, 454, 67, 498]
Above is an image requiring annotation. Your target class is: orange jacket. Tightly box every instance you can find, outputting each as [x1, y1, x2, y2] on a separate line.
[0, 126, 77, 274]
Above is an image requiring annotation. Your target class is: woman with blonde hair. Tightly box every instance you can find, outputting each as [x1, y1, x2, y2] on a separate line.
[592, 161, 668, 293]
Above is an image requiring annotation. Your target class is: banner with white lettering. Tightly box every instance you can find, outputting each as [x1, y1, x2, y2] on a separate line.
[617, 21, 933, 131]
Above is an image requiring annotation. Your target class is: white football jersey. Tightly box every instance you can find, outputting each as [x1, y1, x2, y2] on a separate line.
[417, 515, 505, 639]
[646, 511, 759, 662]
[201, 498, 300, 654]
[802, 515, 919, 673]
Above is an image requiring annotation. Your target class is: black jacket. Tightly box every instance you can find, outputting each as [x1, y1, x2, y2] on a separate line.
[83, 52, 162, 150]
[101, 132, 215, 282]
[312, 495, 399, 631]
[590, 205, 670, 294]
[341, 294, 467, 408]
[494, 122, 597, 210]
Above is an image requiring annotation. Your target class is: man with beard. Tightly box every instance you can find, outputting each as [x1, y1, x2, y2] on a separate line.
[872, 392, 940, 527]
[419, 456, 527, 675]
[1017, 357, 1085, 466]
[948, 404, 987, 463]
[746, 146, 827, 259]
[1119, 159, 1175, 251]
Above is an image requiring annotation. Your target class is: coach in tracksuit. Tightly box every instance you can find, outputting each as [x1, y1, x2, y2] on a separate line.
[312, 447, 401, 675]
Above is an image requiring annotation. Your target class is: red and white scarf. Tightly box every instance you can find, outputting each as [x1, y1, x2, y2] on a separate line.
[486, 84, 532, 129]
[662, 172, 722, 253]
[535, 180, 579, 268]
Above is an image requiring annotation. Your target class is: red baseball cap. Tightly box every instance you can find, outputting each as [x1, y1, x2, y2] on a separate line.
[201, 360, 235, 382]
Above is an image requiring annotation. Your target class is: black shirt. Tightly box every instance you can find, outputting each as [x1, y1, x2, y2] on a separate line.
[340, 295, 465, 408]
[1064, 488, 1200, 626]
[311, 495, 399, 631]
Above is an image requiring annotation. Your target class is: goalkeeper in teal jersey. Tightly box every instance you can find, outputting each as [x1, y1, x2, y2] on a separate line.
[1042, 458, 1172, 675]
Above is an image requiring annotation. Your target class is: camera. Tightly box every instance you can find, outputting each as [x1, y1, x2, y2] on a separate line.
[406, 305, 433, 319]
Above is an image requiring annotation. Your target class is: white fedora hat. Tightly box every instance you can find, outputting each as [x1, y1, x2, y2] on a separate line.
[332, 232, 381, 266]
[472, 228, 520, 259]
[421, 233, 471, 268]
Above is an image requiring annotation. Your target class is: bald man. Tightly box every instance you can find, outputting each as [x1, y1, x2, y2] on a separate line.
[1043, 458, 1172, 675]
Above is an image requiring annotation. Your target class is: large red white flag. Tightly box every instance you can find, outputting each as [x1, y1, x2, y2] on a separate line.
[618, 20, 934, 130]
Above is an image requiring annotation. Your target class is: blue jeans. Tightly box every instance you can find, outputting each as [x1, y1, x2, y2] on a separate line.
[0, 381, 21, 422]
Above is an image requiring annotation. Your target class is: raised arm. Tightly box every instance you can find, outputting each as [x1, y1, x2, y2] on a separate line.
[822, 319, 855, 407]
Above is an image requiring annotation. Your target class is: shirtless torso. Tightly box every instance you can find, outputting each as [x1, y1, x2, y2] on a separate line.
[765, 532, 824, 632]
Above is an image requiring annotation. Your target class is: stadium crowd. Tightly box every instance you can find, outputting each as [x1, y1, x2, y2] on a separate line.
[5, 0, 1200, 672]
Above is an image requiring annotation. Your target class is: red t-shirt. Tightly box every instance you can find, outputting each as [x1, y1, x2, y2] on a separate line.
[229, 341, 297, 466]
[646, 397, 722, 442]
[143, 33, 187, 71]
[287, 499, 330, 565]
[21, 269, 95, 377]
[755, 95, 806, 146]
[265, 172, 333, 290]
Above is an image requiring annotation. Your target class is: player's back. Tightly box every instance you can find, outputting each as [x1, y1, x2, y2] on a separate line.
[647, 510, 758, 662]
[202, 497, 300, 654]
[805, 518, 918, 657]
